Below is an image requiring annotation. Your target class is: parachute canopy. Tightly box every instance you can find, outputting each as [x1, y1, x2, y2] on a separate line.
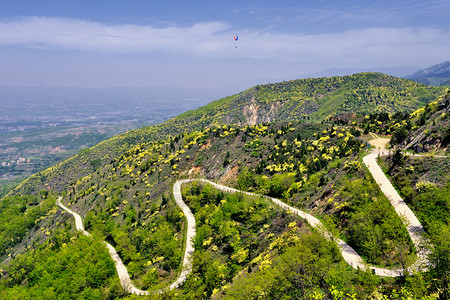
[234, 35, 238, 41]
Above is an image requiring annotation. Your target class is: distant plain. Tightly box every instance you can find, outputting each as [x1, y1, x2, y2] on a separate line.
[0, 86, 222, 196]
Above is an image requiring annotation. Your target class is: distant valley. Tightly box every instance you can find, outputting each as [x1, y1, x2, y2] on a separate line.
[0, 86, 224, 196]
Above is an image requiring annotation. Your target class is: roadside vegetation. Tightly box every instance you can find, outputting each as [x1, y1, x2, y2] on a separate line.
[379, 154, 450, 299]
[0, 229, 121, 299]
[0, 192, 55, 261]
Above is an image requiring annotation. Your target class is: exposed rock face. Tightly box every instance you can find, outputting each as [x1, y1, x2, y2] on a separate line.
[242, 97, 284, 125]
[242, 98, 260, 125]
[440, 95, 450, 110]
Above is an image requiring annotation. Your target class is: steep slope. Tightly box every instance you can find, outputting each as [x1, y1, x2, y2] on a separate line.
[384, 89, 450, 153]
[9, 73, 445, 197]
[406, 61, 450, 86]
[3, 121, 411, 288]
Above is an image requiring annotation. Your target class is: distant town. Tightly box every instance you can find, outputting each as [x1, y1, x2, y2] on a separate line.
[0, 86, 217, 194]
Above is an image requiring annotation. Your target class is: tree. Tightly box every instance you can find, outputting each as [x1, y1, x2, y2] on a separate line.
[391, 149, 405, 170]
[223, 151, 231, 167]
[428, 223, 450, 299]
[392, 127, 409, 144]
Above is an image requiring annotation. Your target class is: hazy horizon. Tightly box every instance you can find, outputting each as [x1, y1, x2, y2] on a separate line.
[0, 0, 449, 89]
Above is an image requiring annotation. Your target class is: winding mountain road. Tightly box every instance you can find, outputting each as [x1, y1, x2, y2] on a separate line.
[363, 138, 430, 273]
[57, 180, 197, 296]
[56, 138, 430, 295]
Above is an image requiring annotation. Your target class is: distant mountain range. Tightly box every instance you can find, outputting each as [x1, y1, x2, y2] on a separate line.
[405, 61, 450, 86]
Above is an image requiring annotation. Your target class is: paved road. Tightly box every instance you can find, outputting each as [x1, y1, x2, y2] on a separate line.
[57, 147, 432, 294]
[57, 198, 150, 295]
[169, 180, 196, 290]
[364, 139, 430, 273]
[192, 180, 408, 276]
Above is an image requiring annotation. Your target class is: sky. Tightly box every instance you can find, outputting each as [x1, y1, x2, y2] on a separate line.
[0, 0, 449, 90]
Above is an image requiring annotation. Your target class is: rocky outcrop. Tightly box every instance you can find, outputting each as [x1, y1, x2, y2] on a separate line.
[242, 97, 284, 125]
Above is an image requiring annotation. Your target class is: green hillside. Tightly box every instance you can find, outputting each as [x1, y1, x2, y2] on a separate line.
[3, 120, 447, 298]
[9, 73, 445, 197]
[354, 88, 450, 153]
[1, 74, 449, 299]
[378, 91, 450, 299]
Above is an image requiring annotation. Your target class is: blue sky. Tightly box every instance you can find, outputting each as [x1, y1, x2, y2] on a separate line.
[0, 0, 449, 89]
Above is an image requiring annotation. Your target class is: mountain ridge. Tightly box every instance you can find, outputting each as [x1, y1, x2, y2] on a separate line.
[406, 61, 450, 86]
[8, 73, 445, 197]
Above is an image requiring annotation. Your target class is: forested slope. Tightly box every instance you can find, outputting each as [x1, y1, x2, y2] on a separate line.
[345, 88, 450, 298]
[2, 120, 437, 299]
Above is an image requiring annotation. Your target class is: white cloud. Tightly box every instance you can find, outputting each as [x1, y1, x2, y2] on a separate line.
[238, 27, 450, 67]
[0, 16, 449, 67]
[0, 17, 231, 54]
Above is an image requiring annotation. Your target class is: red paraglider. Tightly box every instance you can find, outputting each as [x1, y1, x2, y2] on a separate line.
[234, 35, 238, 48]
